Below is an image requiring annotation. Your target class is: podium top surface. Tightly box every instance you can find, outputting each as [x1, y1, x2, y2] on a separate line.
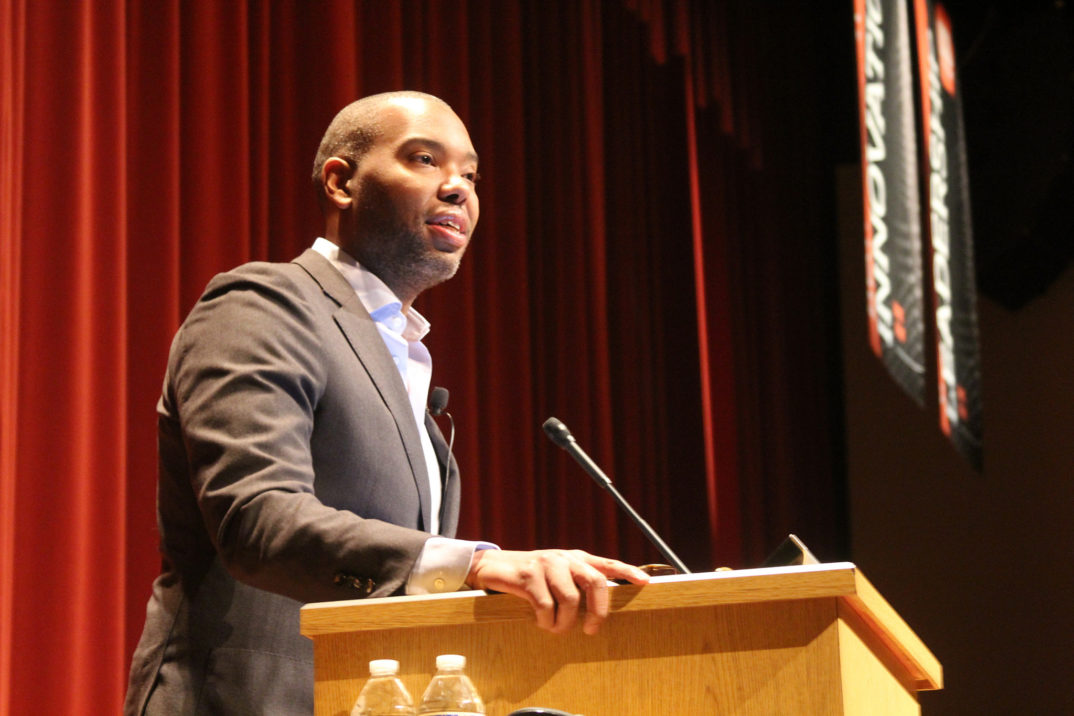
[301, 562, 942, 691]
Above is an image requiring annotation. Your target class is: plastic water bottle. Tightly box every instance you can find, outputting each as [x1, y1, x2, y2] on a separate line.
[352, 659, 416, 716]
[417, 654, 486, 715]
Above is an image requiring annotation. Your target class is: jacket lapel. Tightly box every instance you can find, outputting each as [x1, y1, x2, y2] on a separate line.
[292, 249, 433, 532]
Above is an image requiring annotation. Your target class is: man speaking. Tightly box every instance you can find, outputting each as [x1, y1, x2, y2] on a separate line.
[124, 91, 648, 714]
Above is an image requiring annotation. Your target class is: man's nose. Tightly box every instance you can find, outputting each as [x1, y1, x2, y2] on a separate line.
[439, 173, 472, 205]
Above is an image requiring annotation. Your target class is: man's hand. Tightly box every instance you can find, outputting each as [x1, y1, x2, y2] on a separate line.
[465, 549, 650, 635]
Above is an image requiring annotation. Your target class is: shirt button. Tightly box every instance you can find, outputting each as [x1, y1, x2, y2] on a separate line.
[434, 578, 446, 591]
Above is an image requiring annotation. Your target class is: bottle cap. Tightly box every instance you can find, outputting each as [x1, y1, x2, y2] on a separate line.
[435, 654, 466, 670]
[368, 659, 400, 676]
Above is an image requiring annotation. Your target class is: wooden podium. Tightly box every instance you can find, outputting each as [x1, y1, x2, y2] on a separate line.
[300, 562, 942, 715]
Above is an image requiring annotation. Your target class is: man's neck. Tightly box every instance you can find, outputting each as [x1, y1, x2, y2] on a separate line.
[321, 229, 420, 310]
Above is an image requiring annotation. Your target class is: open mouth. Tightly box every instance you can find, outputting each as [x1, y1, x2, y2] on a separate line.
[426, 216, 468, 249]
[430, 217, 463, 233]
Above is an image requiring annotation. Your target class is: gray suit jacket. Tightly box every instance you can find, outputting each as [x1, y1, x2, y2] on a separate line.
[125, 249, 460, 714]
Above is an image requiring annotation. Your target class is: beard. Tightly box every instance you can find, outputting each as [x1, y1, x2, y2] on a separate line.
[347, 178, 464, 302]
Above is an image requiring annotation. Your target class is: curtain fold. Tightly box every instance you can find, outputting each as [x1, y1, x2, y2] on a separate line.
[3, 0, 131, 709]
[0, 0, 25, 708]
[0, 1, 846, 711]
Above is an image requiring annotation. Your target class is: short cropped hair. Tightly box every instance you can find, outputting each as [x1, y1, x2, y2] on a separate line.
[310, 91, 452, 210]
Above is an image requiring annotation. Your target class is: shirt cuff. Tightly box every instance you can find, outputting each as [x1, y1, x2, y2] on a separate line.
[405, 537, 499, 595]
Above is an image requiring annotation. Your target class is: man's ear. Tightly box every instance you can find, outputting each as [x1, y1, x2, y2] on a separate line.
[321, 157, 355, 209]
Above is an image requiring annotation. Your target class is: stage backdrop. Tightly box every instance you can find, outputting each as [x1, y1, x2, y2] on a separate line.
[1, 1, 847, 712]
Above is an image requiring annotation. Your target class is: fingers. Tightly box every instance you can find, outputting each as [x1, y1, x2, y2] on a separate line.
[571, 558, 609, 636]
[562, 551, 649, 635]
[522, 557, 558, 632]
[577, 552, 651, 585]
[465, 549, 652, 635]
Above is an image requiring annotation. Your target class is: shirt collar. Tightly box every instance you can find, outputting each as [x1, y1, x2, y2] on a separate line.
[311, 238, 431, 341]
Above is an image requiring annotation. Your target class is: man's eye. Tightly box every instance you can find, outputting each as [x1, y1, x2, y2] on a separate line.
[414, 153, 434, 165]
[465, 172, 481, 184]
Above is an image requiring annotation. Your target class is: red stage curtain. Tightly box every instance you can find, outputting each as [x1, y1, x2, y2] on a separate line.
[1, 1, 846, 712]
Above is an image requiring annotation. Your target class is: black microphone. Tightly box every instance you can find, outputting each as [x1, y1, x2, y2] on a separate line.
[429, 387, 455, 465]
[542, 417, 691, 574]
[429, 387, 450, 417]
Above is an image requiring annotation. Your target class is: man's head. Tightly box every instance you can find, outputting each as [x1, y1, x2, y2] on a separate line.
[312, 91, 480, 308]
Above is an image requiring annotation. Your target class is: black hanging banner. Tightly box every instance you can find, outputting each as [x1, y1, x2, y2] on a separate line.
[854, 0, 928, 404]
[913, 0, 984, 469]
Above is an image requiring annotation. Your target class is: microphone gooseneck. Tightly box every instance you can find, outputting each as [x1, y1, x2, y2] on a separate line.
[542, 416, 690, 574]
